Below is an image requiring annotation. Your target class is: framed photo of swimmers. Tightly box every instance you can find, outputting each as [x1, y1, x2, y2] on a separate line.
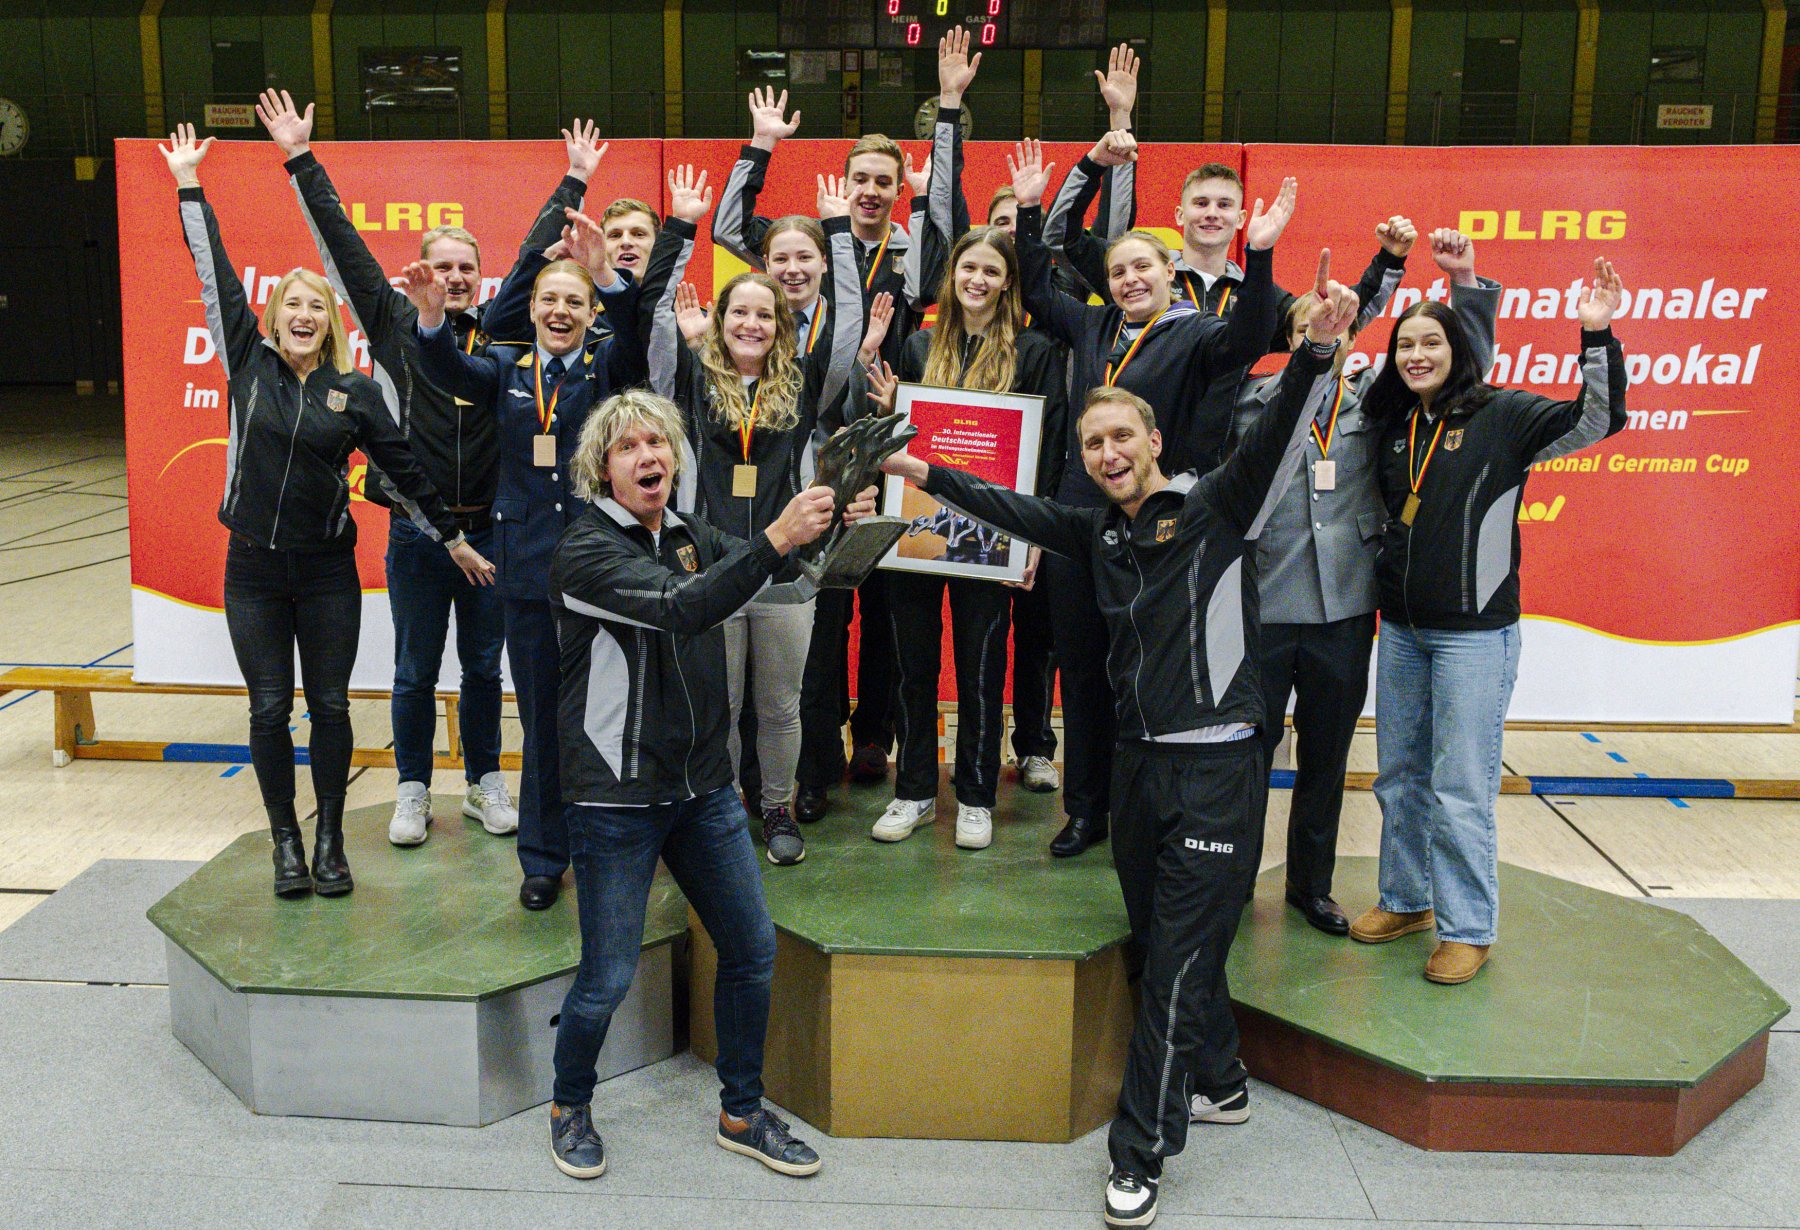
[879, 383, 1044, 583]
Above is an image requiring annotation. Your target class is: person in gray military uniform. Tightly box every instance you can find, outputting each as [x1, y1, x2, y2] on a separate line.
[1234, 225, 1500, 935]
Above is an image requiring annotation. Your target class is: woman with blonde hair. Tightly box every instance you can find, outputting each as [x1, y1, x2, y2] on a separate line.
[635, 164, 872, 866]
[163, 124, 490, 898]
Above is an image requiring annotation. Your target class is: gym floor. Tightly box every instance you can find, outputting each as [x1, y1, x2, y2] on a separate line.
[1, 388, 1797, 1228]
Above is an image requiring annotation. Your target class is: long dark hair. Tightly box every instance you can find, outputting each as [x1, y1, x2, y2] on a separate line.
[1363, 300, 1493, 425]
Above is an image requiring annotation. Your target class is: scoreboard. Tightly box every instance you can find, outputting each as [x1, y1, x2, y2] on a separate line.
[777, 0, 1106, 50]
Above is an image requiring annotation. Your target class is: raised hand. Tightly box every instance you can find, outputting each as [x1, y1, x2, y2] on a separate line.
[158, 123, 214, 188]
[1376, 214, 1416, 259]
[449, 540, 497, 587]
[938, 26, 983, 105]
[561, 119, 607, 183]
[254, 88, 313, 157]
[748, 86, 800, 150]
[1576, 257, 1623, 331]
[1006, 138, 1056, 210]
[1429, 227, 1476, 286]
[866, 359, 899, 414]
[1089, 129, 1138, 168]
[816, 173, 852, 219]
[399, 260, 447, 328]
[1096, 42, 1141, 125]
[668, 165, 714, 224]
[561, 208, 614, 283]
[1302, 249, 1359, 344]
[859, 291, 895, 365]
[903, 150, 932, 200]
[1244, 176, 1297, 251]
[674, 281, 712, 345]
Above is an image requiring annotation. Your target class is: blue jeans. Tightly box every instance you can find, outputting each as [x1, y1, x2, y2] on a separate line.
[552, 786, 777, 1113]
[386, 516, 504, 786]
[1372, 620, 1520, 946]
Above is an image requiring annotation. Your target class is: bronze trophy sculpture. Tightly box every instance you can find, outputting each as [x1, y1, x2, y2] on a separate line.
[797, 412, 919, 588]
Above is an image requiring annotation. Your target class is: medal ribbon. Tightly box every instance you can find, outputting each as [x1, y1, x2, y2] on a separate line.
[1105, 307, 1168, 385]
[863, 226, 892, 292]
[739, 381, 764, 462]
[802, 302, 825, 355]
[534, 352, 573, 435]
[463, 321, 479, 355]
[1407, 409, 1447, 495]
[1215, 283, 1232, 316]
[1311, 377, 1347, 458]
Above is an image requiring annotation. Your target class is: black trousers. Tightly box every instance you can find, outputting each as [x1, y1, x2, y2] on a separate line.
[1008, 580, 1057, 760]
[795, 571, 896, 790]
[223, 537, 361, 808]
[1041, 551, 1115, 822]
[1256, 612, 1376, 898]
[1107, 737, 1262, 1180]
[887, 572, 1011, 808]
[505, 597, 569, 879]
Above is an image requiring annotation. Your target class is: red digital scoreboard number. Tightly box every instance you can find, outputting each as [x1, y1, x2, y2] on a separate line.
[875, 1, 1006, 49]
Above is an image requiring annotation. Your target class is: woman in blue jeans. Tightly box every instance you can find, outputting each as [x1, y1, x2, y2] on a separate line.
[1349, 258, 1627, 984]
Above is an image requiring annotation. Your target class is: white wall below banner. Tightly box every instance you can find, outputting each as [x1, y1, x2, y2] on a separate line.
[130, 588, 515, 694]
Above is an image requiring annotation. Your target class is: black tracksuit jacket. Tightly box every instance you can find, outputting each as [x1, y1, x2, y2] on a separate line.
[550, 498, 789, 804]
[1014, 204, 1279, 508]
[176, 186, 460, 550]
[1376, 326, 1629, 631]
[639, 214, 863, 581]
[283, 150, 586, 511]
[918, 339, 1343, 738]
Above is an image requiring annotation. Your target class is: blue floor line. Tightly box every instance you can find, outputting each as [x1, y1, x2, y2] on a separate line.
[164, 742, 310, 765]
[1266, 768, 1730, 799]
[1606, 751, 1629, 763]
[1580, 732, 1602, 743]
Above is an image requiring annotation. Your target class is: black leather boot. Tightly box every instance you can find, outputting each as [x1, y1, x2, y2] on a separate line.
[268, 802, 312, 897]
[311, 798, 354, 897]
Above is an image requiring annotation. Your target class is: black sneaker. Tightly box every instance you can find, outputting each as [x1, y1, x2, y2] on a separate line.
[716, 1106, 821, 1176]
[762, 806, 806, 866]
[1104, 1168, 1158, 1226]
[1189, 1082, 1251, 1124]
[549, 1101, 607, 1179]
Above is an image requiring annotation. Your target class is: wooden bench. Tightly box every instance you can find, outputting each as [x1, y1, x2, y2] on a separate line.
[0, 666, 521, 771]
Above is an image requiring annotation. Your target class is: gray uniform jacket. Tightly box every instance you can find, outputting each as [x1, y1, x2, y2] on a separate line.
[1233, 276, 1501, 625]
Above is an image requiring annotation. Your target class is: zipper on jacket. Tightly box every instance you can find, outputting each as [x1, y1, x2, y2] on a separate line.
[269, 367, 307, 546]
[671, 636, 697, 799]
[628, 629, 648, 779]
[1126, 548, 1150, 734]
[1186, 541, 1207, 709]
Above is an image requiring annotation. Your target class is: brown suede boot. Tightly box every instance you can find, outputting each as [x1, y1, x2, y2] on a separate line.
[1349, 906, 1436, 944]
[1424, 941, 1491, 984]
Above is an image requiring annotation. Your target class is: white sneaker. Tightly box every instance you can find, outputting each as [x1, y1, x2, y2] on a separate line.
[871, 797, 935, 843]
[1189, 1084, 1251, 1124]
[389, 781, 432, 846]
[954, 803, 993, 850]
[464, 771, 520, 835]
[1104, 1169, 1158, 1227]
[1018, 755, 1060, 792]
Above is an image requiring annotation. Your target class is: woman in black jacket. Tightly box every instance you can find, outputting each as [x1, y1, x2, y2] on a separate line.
[1348, 259, 1628, 985]
[636, 165, 868, 867]
[164, 125, 491, 898]
[865, 226, 1069, 852]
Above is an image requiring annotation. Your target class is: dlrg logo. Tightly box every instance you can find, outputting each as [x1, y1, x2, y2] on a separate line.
[1184, 838, 1234, 854]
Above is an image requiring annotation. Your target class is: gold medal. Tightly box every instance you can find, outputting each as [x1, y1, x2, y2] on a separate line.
[1313, 459, 1336, 491]
[533, 434, 556, 467]
[732, 464, 758, 497]
[1401, 493, 1421, 526]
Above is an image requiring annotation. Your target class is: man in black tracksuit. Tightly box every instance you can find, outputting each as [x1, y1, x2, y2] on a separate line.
[259, 89, 599, 846]
[881, 261, 1357, 1226]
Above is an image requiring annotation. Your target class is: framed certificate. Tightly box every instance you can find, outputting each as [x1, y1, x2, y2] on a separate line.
[879, 382, 1044, 583]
